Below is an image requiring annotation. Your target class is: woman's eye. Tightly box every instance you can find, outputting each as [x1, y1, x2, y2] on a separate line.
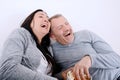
[39, 16, 43, 18]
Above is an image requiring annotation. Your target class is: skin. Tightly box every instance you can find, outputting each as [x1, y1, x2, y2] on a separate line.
[50, 16, 92, 80]
[30, 11, 50, 44]
[50, 16, 74, 45]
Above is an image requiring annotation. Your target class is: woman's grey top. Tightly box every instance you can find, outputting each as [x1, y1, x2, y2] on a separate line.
[0, 28, 57, 80]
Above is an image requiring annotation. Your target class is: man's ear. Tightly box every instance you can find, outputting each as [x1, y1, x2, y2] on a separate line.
[50, 33, 56, 40]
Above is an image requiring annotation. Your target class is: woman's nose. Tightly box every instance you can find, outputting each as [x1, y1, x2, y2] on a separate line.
[44, 18, 49, 23]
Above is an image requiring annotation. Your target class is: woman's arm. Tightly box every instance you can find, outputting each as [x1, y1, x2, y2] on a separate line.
[0, 31, 57, 80]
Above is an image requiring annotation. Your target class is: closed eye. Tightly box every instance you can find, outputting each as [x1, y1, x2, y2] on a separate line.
[65, 22, 69, 25]
[57, 25, 63, 30]
[39, 16, 43, 18]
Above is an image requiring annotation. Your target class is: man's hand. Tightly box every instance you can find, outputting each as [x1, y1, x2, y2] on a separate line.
[61, 67, 73, 80]
[72, 56, 92, 80]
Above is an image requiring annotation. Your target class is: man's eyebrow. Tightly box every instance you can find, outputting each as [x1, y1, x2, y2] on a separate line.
[54, 25, 62, 29]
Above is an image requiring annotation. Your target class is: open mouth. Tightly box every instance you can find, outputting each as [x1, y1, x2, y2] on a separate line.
[65, 32, 71, 37]
[41, 24, 47, 28]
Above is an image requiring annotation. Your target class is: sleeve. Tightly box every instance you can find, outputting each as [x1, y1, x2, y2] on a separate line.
[0, 36, 57, 80]
[53, 64, 63, 80]
[49, 46, 63, 80]
[48, 46, 54, 57]
[53, 72, 63, 80]
[87, 31, 120, 69]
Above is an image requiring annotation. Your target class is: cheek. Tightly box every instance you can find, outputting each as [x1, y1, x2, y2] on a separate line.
[55, 31, 62, 36]
[41, 29, 49, 33]
[56, 33, 64, 40]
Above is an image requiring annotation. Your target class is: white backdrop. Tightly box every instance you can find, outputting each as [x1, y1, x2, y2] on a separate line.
[0, 0, 120, 56]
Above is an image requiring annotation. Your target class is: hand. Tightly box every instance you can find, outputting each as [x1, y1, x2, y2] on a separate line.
[62, 67, 73, 80]
[72, 56, 91, 80]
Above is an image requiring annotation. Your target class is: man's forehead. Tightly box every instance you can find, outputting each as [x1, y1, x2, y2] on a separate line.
[51, 17, 67, 24]
[51, 21, 63, 28]
[54, 16, 65, 20]
[50, 16, 67, 29]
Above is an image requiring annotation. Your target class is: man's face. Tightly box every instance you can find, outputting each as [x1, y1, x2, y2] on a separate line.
[50, 16, 74, 45]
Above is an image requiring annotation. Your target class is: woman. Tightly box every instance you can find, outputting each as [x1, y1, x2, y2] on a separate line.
[0, 9, 57, 80]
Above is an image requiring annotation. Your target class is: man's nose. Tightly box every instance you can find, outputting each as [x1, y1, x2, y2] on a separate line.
[63, 24, 69, 30]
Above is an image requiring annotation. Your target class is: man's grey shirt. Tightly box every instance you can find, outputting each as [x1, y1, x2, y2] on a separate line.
[51, 30, 120, 80]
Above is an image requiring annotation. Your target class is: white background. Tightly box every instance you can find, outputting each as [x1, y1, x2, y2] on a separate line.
[0, 0, 120, 56]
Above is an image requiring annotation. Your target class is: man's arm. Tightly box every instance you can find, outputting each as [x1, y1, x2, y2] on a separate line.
[88, 31, 120, 68]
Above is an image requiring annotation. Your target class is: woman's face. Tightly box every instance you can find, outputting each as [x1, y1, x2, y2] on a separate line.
[31, 11, 50, 38]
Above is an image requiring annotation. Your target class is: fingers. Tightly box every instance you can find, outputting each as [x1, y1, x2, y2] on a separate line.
[74, 69, 81, 80]
[73, 67, 84, 80]
[62, 67, 74, 80]
[61, 71, 67, 80]
[73, 68, 91, 80]
[84, 68, 91, 79]
[79, 69, 86, 80]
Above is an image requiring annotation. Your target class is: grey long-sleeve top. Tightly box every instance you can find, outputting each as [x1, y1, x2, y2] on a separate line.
[51, 30, 120, 80]
[0, 28, 57, 80]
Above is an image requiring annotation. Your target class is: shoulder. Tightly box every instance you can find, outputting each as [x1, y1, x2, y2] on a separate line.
[74, 30, 92, 40]
[5, 28, 33, 46]
[10, 28, 30, 37]
[8, 28, 32, 41]
[75, 30, 104, 42]
[74, 29, 91, 35]
[75, 29, 99, 38]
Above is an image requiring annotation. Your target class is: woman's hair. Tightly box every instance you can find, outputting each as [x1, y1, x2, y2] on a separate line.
[20, 9, 55, 71]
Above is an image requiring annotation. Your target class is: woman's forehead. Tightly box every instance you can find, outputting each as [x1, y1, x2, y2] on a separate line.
[35, 11, 48, 17]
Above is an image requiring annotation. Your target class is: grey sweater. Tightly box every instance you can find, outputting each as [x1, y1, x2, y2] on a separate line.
[51, 30, 120, 80]
[0, 28, 57, 80]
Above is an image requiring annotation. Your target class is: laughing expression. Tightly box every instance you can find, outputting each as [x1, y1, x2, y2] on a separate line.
[31, 11, 50, 39]
[50, 16, 74, 45]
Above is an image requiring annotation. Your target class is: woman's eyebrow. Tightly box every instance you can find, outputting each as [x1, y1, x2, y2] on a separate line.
[39, 13, 49, 18]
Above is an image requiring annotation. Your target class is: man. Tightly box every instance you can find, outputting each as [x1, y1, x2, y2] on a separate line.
[49, 14, 120, 80]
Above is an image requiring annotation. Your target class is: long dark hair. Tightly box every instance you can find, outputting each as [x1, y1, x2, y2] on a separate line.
[21, 9, 55, 72]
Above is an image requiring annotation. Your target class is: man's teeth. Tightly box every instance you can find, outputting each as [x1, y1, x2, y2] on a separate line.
[65, 33, 70, 36]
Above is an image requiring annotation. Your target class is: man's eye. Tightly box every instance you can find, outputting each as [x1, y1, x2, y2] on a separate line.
[65, 22, 69, 25]
[57, 26, 62, 30]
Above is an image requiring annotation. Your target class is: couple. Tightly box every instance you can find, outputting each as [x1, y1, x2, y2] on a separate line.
[0, 9, 120, 80]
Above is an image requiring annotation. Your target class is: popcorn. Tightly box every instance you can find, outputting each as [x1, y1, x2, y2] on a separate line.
[66, 71, 92, 80]
[67, 71, 75, 80]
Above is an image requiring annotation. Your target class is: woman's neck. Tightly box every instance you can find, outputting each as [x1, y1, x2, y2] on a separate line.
[36, 35, 43, 44]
